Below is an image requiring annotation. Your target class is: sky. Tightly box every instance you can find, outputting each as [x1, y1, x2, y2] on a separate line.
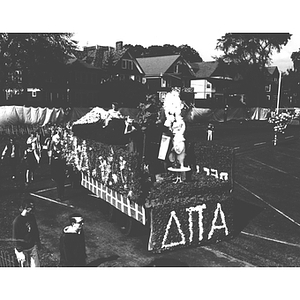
[2, 0, 299, 73]
[73, 31, 299, 72]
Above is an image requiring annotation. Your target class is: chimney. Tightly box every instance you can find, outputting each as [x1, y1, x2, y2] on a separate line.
[116, 41, 123, 51]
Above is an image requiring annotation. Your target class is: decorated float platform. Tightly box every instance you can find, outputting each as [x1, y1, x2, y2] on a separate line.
[62, 92, 236, 253]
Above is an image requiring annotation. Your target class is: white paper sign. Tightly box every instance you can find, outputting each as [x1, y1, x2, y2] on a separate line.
[158, 134, 171, 160]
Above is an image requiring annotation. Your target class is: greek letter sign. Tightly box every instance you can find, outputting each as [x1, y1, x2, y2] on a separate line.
[148, 197, 234, 253]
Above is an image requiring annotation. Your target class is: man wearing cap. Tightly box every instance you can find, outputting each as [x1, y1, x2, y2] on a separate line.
[59, 213, 87, 267]
[12, 199, 41, 267]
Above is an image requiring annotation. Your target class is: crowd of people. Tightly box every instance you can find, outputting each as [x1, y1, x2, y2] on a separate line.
[4, 101, 202, 267]
[1, 126, 67, 200]
[0, 126, 81, 267]
[2, 106, 133, 267]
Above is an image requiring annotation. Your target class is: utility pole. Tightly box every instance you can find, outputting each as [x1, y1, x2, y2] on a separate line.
[276, 70, 282, 114]
[274, 70, 282, 146]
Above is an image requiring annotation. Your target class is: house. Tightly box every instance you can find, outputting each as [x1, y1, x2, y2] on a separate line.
[2, 55, 108, 108]
[264, 66, 280, 108]
[63, 57, 108, 107]
[136, 54, 194, 100]
[190, 61, 233, 108]
[76, 42, 146, 107]
[78, 41, 144, 83]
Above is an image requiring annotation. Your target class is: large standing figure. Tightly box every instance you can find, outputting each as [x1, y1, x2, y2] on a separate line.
[59, 213, 87, 267]
[12, 199, 41, 267]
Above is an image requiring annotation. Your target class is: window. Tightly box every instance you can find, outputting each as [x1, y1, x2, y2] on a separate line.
[161, 78, 166, 87]
[121, 59, 133, 70]
[265, 84, 271, 92]
[266, 95, 271, 101]
[174, 64, 179, 73]
[32, 91, 37, 98]
[207, 83, 211, 89]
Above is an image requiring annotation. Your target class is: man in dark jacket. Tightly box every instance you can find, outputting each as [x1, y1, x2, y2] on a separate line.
[1, 137, 20, 179]
[59, 213, 87, 267]
[50, 141, 66, 200]
[12, 199, 41, 267]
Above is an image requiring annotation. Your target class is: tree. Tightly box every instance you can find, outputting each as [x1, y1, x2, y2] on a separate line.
[0, 33, 78, 101]
[215, 33, 291, 107]
[124, 43, 202, 63]
[215, 33, 291, 68]
[291, 49, 300, 72]
[178, 44, 202, 62]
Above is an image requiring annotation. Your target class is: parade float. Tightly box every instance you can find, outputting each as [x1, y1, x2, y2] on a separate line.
[62, 89, 235, 253]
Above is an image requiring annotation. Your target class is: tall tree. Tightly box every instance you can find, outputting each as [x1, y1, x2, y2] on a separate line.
[178, 44, 202, 62]
[0, 33, 78, 100]
[215, 33, 291, 107]
[215, 33, 291, 68]
[291, 49, 300, 72]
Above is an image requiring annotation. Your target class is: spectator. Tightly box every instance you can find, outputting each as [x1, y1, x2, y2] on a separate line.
[1, 137, 20, 179]
[26, 132, 37, 150]
[23, 143, 39, 186]
[207, 123, 214, 141]
[59, 213, 87, 267]
[41, 133, 52, 164]
[50, 141, 66, 200]
[12, 198, 41, 267]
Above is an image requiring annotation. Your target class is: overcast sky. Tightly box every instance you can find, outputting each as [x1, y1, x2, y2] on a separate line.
[3, 0, 299, 72]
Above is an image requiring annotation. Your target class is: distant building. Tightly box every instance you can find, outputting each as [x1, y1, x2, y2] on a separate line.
[190, 61, 233, 108]
[264, 66, 280, 109]
[136, 54, 194, 96]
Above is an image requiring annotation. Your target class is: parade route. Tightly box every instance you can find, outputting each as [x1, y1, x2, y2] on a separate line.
[1, 121, 300, 266]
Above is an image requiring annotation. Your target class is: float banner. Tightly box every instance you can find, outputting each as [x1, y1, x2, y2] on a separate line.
[148, 195, 234, 253]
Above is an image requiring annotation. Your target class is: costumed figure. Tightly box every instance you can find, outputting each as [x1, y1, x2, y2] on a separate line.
[163, 89, 190, 183]
[103, 102, 123, 128]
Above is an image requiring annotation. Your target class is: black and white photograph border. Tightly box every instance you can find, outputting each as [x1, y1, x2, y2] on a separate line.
[0, 0, 299, 299]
